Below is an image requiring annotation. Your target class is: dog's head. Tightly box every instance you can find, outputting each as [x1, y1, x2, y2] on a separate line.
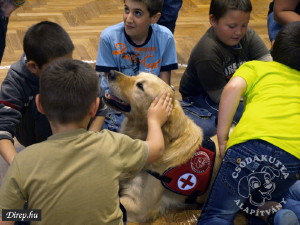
[104, 71, 203, 165]
[103, 70, 174, 116]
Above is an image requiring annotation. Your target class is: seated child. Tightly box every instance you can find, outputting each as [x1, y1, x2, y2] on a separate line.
[198, 21, 300, 225]
[179, 0, 272, 137]
[0, 21, 107, 165]
[0, 59, 172, 225]
[96, 0, 178, 132]
[267, 0, 300, 42]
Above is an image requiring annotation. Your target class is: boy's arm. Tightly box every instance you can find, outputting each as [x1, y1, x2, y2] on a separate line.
[274, 0, 300, 25]
[217, 76, 247, 158]
[159, 71, 171, 85]
[145, 93, 172, 164]
[88, 116, 105, 131]
[0, 139, 16, 165]
[0, 72, 28, 165]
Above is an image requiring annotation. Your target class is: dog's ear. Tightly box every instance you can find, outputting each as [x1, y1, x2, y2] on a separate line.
[162, 100, 187, 139]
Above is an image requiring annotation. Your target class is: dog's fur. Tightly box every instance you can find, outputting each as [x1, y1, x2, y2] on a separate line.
[104, 71, 221, 222]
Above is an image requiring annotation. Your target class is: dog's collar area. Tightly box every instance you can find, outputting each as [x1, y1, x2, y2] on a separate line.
[170, 85, 175, 92]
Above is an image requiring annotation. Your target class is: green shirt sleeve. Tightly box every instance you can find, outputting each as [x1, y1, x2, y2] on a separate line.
[114, 132, 148, 174]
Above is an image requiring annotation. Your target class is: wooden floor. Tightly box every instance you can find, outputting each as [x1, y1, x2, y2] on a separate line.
[0, 0, 272, 98]
[0, 0, 272, 224]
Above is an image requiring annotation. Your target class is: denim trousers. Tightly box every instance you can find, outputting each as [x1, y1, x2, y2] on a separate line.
[0, 17, 8, 63]
[157, 0, 183, 33]
[284, 180, 300, 222]
[102, 101, 216, 135]
[197, 140, 300, 225]
[180, 100, 217, 137]
[101, 108, 125, 132]
[15, 97, 52, 147]
[182, 95, 244, 137]
[267, 12, 281, 42]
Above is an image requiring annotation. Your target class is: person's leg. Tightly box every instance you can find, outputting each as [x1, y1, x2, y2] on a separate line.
[283, 180, 300, 222]
[198, 140, 300, 225]
[101, 108, 125, 132]
[180, 99, 217, 137]
[273, 209, 299, 225]
[267, 12, 282, 42]
[182, 95, 243, 136]
[198, 142, 264, 225]
[100, 74, 125, 132]
[232, 100, 244, 125]
[157, 0, 183, 33]
[16, 97, 52, 146]
[0, 17, 8, 63]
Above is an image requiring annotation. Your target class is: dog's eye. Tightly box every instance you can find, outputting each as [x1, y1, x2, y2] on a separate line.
[136, 82, 144, 91]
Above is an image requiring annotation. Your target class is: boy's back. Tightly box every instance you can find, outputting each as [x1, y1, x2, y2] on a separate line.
[0, 125, 148, 225]
[227, 60, 300, 158]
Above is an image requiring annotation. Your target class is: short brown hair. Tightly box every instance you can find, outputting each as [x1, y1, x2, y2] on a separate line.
[39, 59, 98, 124]
[23, 21, 74, 68]
[209, 0, 252, 21]
[272, 22, 300, 71]
[124, 0, 163, 17]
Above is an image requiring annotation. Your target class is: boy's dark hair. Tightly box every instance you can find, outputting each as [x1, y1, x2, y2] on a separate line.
[209, 0, 252, 21]
[23, 21, 74, 68]
[39, 59, 98, 124]
[272, 22, 300, 71]
[124, 0, 163, 17]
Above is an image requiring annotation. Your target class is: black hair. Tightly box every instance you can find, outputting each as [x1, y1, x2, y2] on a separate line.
[124, 0, 163, 17]
[272, 21, 300, 71]
[23, 21, 74, 68]
[209, 0, 252, 21]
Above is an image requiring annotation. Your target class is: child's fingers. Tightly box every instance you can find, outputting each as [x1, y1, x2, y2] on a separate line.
[161, 92, 171, 107]
[150, 97, 159, 108]
[158, 92, 168, 105]
[167, 102, 173, 116]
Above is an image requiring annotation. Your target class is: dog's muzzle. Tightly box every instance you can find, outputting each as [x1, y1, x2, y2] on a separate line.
[103, 90, 131, 113]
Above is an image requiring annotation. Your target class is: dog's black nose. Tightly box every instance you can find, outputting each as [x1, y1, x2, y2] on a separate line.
[107, 70, 119, 81]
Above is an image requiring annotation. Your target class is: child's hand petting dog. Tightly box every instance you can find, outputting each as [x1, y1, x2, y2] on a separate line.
[147, 92, 173, 127]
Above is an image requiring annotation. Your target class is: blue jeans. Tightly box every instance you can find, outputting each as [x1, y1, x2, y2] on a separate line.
[157, 0, 183, 33]
[0, 17, 8, 63]
[16, 95, 52, 147]
[284, 180, 300, 222]
[197, 140, 300, 225]
[101, 108, 125, 132]
[267, 12, 281, 42]
[180, 100, 217, 137]
[182, 95, 244, 137]
[103, 101, 216, 135]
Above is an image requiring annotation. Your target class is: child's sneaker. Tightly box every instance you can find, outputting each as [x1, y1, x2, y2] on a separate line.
[273, 209, 299, 225]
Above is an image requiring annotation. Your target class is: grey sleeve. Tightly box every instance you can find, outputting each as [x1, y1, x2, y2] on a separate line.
[257, 53, 273, 62]
[247, 29, 271, 60]
[0, 73, 24, 142]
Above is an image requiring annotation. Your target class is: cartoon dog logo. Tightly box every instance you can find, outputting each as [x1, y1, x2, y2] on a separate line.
[238, 166, 281, 206]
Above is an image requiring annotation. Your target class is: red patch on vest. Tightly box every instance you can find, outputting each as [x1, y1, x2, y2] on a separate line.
[161, 146, 215, 196]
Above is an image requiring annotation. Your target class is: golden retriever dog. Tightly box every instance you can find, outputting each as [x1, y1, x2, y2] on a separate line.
[103, 70, 222, 222]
